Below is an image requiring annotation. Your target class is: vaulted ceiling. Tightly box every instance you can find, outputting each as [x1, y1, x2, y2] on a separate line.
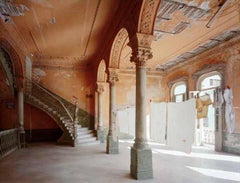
[0, 0, 240, 73]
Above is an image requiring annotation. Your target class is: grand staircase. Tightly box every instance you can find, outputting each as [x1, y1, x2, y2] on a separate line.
[24, 80, 98, 146]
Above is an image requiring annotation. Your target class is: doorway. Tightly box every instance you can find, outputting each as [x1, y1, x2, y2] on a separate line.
[196, 72, 222, 147]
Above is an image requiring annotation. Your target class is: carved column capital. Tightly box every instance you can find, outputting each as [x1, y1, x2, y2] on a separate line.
[129, 33, 154, 68]
[97, 83, 104, 94]
[108, 68, 119, 85]
[15, 76, 25, 92]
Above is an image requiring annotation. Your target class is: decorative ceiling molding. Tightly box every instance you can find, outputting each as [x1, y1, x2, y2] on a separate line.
[156, 28, 240, 71]
[33, 55, 89, 70]
[0, 0, 29, 23]
[32, 64, 88, 71]
[118, 68, 163, 77]
[154, 0, 209, 40]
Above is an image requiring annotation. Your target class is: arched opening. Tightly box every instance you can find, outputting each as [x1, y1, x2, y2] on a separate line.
[196, 71, 222, 147]
[97, 60, 106, 83]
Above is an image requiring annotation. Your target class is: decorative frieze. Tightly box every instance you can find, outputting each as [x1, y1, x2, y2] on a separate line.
[109, 28, 128, 68]
[139, 0, 161, 34]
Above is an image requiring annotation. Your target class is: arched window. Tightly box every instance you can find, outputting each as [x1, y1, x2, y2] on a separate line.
[171, 82, 187, 102]
[200, 74, 221, 91]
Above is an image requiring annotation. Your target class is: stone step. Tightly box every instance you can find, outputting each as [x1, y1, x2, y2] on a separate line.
[77, 130, 94, 136]
[77, 133, 95, 139]
[76, 137, 97, 144]
[77, 127, 89, 132]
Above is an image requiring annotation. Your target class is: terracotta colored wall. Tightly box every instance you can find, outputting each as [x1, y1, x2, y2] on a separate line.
[0, 100, 59, 130]
[0, 99, 18, 129]
[24, 103, 59, 130]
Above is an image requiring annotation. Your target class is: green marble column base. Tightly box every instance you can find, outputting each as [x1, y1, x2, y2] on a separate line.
[106, 135, 119, 154]
[130, 147, 153, 180]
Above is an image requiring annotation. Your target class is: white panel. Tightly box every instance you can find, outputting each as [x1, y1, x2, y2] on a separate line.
[167, 98, 196, 153]
[128, 107, 135, 137]
[118, 110, 129, 134]
[150, 102, 167, 144]
[118, 107, 135, 138]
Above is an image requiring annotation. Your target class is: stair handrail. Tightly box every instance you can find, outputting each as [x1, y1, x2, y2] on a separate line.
[27, 79, 74, 122]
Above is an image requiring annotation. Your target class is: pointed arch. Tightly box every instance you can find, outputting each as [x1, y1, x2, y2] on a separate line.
[97, 59, 106, 82]
[0, 39, 24, 90]
[109, 28, 129, 68]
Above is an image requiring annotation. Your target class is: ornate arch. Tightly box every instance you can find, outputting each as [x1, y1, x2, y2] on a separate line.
[97, 59, 106, 82]
[109, 28, 129, 68]
[0, 39, 24, 90]
[138, 0, 161, 34]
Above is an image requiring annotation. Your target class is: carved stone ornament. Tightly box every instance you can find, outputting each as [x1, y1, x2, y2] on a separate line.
[129, 33, 154, 67]
[109, 28, 128, 68]
[139, 0, 161, 34]
[108, 68, 119, 85]
[97, 83, 104, 94]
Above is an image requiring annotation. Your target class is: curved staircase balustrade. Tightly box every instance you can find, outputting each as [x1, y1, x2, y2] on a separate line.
[24, 79, 98, 146]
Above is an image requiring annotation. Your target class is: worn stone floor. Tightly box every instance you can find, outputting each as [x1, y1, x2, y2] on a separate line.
[0, 140, 239, 183]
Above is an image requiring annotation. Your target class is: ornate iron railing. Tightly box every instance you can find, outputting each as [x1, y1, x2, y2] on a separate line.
[203, 128, 215, 145]
[0, 128, 19, 159]
[30, 80, 74, 121]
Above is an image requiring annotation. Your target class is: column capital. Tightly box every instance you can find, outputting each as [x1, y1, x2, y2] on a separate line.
[15, 76, 25, 92]
[129, 33, 154, 68]
[97, 83, 104, 94]
[108, 68, 119, 85]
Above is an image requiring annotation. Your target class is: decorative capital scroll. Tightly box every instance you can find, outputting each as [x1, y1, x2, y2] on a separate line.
[97, 83, 104, 94]
[108, 68, 119, 85]
[129, 33, 154, 67]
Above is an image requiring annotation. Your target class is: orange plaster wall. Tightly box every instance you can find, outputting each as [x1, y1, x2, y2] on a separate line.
[33, 68, 95, 115]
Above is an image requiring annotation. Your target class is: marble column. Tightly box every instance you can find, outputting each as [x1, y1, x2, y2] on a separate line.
[129, 33, 153, 180]
[97, 83, 105, 143]
[106, 69, 119, 154]
[18, 88, 26, 148]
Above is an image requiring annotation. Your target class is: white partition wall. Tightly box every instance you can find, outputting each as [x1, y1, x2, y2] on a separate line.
[150, 102, 167, 144]
[118, 107, 135, 138]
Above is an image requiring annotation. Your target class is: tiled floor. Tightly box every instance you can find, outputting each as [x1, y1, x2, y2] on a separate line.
[0, 140, 239, 183]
